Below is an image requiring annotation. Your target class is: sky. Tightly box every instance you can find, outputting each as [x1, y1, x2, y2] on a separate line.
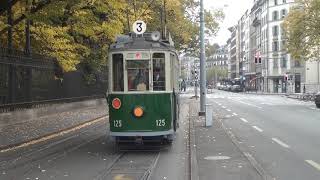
[204, 0, 253, 45]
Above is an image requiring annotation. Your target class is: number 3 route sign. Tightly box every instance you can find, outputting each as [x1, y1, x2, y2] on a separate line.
[133, 20, 146, 35]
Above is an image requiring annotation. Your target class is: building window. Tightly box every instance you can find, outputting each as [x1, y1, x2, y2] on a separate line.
[275, 0, 278, 5]
[272, 41, 279, 51]
[294, 60, 301, 67]
[283, 0, 286, 3]
[282, 56, 287, 68]
[273, 11, 279, 21]
[281, 40, 286, 50]
[273, 59, 279, 68]
[281, 9, 287, 19]
[273, 25, 279, 36]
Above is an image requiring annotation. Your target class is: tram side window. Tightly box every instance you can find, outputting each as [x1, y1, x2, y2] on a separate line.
[127, 60, 149, 91]
[112, 54, 124, 91]
[153, 53, 165, 91]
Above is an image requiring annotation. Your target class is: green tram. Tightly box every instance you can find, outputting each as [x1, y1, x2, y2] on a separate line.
[107, 32, 180, 146]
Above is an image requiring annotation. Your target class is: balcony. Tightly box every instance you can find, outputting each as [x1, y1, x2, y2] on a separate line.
[252, 17, 261, 27]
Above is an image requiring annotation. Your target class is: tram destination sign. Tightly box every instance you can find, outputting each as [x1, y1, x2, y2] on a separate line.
[127, 52, 150, 60]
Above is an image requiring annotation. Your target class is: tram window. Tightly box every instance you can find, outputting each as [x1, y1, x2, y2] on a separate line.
[127, 60, 149, 91]
[112, 54, 124, 91]
[153, 53, 165, 91]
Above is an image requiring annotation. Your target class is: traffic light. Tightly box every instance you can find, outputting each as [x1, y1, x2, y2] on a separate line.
[284, 74, 288, 81]
[255, 56, 262, 64]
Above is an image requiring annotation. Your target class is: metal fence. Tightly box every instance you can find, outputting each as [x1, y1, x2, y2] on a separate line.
[0, 47, 107, 111]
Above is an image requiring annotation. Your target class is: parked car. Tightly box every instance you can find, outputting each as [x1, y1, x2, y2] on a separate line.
[231, 85, 242, 92]
[218, 85, 224, 90]
[315, 92, 320, 108]
[225, 84, 232, 91]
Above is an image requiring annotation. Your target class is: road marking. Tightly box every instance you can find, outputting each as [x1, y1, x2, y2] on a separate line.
[305, 160, 320, 171]
[234, 100, 263, 109]
[252, 126, 263, 132]
[309, 107, 317, 110]
[272, 138, 290, 148]
[232, 113, 238, 116]
[222, 106, 226, 109]
[240, 118, 248, 123]
[226, 109, 231, 112]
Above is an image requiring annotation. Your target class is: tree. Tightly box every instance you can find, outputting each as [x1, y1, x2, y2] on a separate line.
[0, 0, 224, 72]
[206, 66, 227, 83]
[283, 0, 320, 61]
[205, 43, 219, 58]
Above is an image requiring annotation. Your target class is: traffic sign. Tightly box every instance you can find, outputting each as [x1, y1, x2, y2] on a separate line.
[133, 20, 146, 35]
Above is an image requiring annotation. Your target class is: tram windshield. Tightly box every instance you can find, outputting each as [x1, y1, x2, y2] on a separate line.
[153, 53, 166, 91]
[127, 60, 149, 91]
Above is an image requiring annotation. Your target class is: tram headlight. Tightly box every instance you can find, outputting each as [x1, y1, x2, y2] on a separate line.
[112, 98, 121, 110]
[133, 106, 144, 118]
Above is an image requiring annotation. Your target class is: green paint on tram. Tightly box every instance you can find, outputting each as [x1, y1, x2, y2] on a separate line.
[108, 93, 174, 132]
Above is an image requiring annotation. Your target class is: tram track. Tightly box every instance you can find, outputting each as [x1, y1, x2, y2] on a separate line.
[95, 151, 160, 180]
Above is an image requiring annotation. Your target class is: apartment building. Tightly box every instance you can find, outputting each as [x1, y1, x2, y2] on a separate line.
[227, 0, 306, 93]
[206, 46, 228, 70]
[228, 26, 239, 79]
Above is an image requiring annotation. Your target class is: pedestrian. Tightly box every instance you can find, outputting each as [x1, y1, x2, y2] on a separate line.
[181, 80, 186, 92]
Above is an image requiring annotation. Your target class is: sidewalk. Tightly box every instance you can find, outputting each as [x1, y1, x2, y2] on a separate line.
[188, 100, 262, 180]
[0, 99, 108, 149]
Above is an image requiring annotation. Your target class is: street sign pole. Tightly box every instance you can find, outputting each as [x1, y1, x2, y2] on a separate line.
[199, 0, 206, 115]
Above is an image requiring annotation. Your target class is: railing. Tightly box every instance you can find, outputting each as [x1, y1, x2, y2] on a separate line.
[0, 46, 108, 111]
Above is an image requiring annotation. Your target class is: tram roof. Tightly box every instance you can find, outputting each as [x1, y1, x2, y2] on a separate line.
[109, 32, 176, 52]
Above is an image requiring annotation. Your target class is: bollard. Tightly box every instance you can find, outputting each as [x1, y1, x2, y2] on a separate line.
[205, 104, 213, 127]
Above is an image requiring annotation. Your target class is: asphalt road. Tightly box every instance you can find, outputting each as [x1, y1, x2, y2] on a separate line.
[0, 100, 191, 180]
[206, 89, 320, 180]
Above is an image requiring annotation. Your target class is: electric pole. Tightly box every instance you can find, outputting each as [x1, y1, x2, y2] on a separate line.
[199, 0, 206, 115]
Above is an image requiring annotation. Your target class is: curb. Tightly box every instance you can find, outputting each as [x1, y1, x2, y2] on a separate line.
[217, 118, 274, 180]
[188, 104, 199, 180]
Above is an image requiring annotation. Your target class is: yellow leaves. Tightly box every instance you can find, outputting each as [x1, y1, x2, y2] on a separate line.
[31, 23, 80, 72]
[283, 0, 320, 61]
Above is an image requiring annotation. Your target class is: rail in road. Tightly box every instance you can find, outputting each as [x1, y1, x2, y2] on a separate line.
[94, 152, 160, 180]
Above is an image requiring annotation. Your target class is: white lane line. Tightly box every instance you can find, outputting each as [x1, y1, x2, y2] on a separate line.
[234, 100, 263, 109]
[309, 107, 317, 110]
[232, 113, 238, 116]
[222, 106, 226, 109]
[305, 160, 320, 171]
[252, 126, 263, 132]
[226, 109, 231, 112]
[240, 118, 248, 123]
[272, 138, 290, 148]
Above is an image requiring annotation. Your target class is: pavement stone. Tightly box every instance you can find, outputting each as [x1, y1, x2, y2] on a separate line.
[188, 100, 263, 180]
[0, 100, 108, 148]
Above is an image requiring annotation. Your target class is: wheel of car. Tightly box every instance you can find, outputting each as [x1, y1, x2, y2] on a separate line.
[316, 104, 320, 108]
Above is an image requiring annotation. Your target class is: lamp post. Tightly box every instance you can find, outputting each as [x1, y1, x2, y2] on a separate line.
[199, 0, 206, 115]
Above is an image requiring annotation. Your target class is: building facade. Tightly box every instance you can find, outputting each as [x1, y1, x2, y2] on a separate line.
[228, 26, 239, 79]
[227, 0, 308, 93]
[206, 46, 228, 70]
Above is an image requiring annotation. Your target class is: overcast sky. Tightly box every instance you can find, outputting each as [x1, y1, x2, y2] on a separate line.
[204, 0, 253, 45]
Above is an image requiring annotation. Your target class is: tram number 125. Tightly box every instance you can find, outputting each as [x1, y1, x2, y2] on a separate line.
[156, 119, 166, 127]
[113, 120, 122, 128]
